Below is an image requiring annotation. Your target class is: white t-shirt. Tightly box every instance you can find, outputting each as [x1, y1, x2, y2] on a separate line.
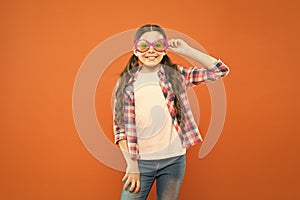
[134, 69, 186, 160]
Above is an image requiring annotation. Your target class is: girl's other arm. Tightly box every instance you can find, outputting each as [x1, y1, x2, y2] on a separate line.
[168, 39, 230, 87]
[118, 140, 140, 193]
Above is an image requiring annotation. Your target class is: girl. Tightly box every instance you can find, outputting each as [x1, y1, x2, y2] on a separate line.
[113, 24, 230, 200]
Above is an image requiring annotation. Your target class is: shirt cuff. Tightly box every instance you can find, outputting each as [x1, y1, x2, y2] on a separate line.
[208, 59, 223, 70]
[114, 132, 127, 144]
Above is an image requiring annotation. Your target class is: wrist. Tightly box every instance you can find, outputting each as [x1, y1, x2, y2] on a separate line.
[126, 159, 139, 173]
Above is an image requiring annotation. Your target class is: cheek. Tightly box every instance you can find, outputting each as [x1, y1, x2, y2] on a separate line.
[156, 54, 165, 61]
[137, 54, 146, 61]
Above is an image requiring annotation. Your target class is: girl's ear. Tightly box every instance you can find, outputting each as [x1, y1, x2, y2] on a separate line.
[133, 48, 139, 57]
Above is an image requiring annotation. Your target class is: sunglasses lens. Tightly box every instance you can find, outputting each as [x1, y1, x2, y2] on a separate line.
[136, 41, 149, 52]
[154, 40, 167, 51]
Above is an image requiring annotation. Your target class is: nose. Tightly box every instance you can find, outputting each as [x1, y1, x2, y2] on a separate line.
[148, 45, 154, 52]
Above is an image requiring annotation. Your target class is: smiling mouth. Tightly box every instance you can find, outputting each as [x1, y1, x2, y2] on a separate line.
[145, 55, 158, 59]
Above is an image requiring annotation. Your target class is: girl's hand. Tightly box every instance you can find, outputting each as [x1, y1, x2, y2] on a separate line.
[122, 171, 140, 193]
[168, 39, 192, 55]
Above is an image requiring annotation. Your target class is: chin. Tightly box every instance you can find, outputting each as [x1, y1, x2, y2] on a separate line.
[143, 62, 160, 67]
[141, 59, 163, 67]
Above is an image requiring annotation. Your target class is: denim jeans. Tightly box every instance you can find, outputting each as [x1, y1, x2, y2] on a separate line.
[120, 154, 186, 200]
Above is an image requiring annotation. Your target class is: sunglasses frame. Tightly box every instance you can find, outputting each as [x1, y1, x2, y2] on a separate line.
[134, 39, 169, 53]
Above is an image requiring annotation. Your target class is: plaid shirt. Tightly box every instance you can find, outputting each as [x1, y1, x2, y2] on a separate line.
[113, 59, 230, 159]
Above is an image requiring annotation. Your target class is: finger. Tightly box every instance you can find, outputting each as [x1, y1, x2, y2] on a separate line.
[134, 180, 140, 193]
[169, 39, 175, 47]
[174, 40, 178, 47]
[129, 180, 136, 192]
[122, 174, 128, 182]
[124, 179, 131, 190]
[173, 40, 177, 47]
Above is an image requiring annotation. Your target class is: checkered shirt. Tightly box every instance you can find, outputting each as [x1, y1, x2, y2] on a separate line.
[113, 59, 230, 159]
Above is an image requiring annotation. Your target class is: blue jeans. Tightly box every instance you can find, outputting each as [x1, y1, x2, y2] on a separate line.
[120, 154, 186, 200]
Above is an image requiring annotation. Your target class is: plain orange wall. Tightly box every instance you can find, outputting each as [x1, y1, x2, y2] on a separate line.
[1, 0, 300, 199]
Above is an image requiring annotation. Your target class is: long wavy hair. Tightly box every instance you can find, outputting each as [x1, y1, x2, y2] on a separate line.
[114, 24, 185, 127]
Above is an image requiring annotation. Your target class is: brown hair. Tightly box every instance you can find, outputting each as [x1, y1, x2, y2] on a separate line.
[114, 24, 185, 127]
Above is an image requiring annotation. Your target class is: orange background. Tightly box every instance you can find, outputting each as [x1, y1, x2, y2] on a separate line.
[1, 0, 300, 199]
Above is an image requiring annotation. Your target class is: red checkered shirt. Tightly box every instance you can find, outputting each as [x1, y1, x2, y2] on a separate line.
[113, 59, 230, 159]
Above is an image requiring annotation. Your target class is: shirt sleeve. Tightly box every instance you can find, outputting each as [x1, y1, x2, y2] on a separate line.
[113, 80, 127, 144]
[113, 117, 127, 144]
[177, 59, 230, 88]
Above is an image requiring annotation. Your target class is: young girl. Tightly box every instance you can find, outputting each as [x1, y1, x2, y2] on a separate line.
[113, 24, 230, 200]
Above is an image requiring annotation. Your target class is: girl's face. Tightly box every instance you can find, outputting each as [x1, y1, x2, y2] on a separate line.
[134, 31, 166, 70]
